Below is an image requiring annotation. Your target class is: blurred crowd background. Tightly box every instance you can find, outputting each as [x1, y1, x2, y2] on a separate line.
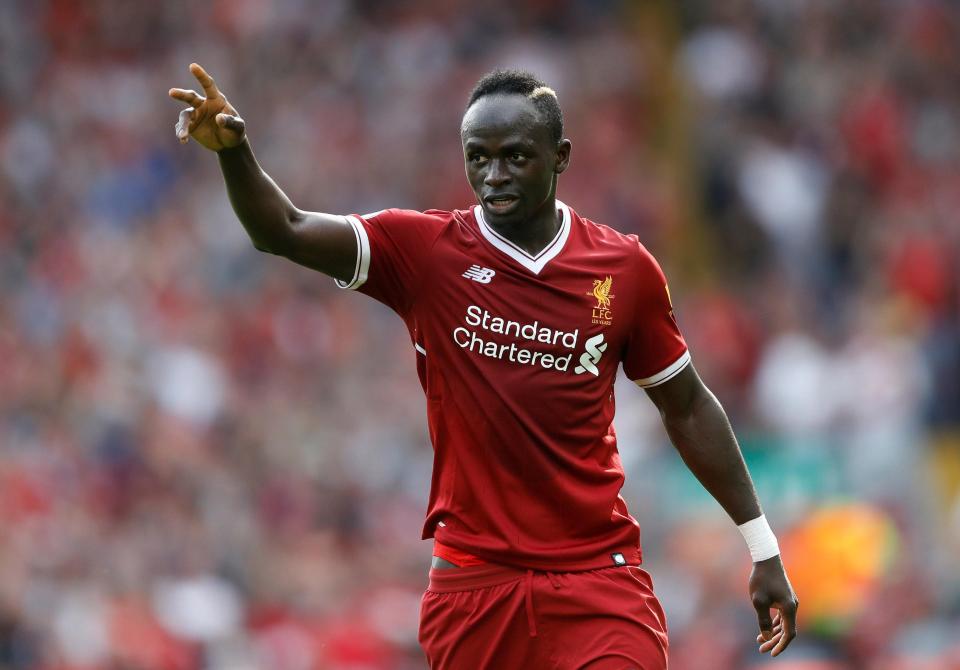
[1, 0, 959, 668]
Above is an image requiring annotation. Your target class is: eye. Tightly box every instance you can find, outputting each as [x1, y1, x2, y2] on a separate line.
[509, 152, 527, 163]
[469, 153, 488, 166]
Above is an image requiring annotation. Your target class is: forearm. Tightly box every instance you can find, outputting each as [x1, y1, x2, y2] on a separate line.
[661, 387, 762, 524]
[171, 64, 357, 278]
[216, 139, 299, 254]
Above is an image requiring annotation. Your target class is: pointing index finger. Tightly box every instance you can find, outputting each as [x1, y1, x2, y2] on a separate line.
[190, 63, 220, 99]
[169, 88, 204, 108]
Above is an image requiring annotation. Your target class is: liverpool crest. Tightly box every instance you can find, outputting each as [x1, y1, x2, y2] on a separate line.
[587, 276, 614, 325]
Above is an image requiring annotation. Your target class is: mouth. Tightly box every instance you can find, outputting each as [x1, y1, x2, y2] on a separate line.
[483, 195, 519, 214]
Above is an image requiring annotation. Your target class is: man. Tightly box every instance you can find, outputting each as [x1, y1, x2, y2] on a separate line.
[170, 63, 798, 669]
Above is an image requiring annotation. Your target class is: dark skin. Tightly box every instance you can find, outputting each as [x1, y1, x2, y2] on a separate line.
[169, 64, 358, 280]
[645, 366, 799, 656]
[461, 94, 571, 254]
[170, 63, 798, 657]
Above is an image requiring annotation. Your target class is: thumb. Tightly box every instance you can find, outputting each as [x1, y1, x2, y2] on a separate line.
[216, 113, 245, 135]
[754, 598, 773, 640]
[176, 107, 194, 143]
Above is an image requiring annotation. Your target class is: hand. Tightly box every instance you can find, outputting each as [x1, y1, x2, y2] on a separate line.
[168, 63, 245, 151]
[749, 555, 799, 657]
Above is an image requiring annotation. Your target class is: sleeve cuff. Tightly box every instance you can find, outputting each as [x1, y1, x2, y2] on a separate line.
[334, 215, 371, 290]
[632, 350, 691, 388]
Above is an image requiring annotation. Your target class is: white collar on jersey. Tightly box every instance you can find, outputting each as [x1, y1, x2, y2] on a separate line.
[472, 200, 571, 275]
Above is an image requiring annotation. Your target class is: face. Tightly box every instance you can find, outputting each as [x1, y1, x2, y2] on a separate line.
[461, 94, 571, 227]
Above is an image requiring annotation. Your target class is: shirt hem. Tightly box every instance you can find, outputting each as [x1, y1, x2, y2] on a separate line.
[431, 532, 642, 573]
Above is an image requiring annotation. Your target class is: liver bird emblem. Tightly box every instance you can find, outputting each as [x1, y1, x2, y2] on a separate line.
[592, 276, 614, 309]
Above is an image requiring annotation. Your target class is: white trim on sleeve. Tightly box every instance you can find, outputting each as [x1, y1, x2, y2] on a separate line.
[334, 215, 371, 290]
[632, 350, 691, 388]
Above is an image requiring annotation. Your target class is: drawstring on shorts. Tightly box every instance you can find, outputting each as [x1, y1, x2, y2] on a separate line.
[524, 570, 536, 637]
[523, 569, 563, 637]
[426, 562, 567, 640]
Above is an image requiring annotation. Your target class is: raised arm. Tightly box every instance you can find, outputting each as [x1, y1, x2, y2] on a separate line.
[169, 63, 357, 281]
[644, 364, 799, 657]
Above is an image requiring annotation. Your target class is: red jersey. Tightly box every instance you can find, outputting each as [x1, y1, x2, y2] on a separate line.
[336, 202, 689, 571]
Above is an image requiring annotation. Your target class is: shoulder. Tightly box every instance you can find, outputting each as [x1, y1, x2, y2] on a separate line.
[570, 207, 661, 271]
[360, 207, 455, 226]
[354, 207, 458, 247]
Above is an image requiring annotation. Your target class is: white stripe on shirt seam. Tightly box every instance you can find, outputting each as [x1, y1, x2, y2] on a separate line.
[334, 215, 370, 290]
[633, 350, 691, 388]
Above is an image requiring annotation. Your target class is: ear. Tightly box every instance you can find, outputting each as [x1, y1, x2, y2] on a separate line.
[555, 139, 572, 174]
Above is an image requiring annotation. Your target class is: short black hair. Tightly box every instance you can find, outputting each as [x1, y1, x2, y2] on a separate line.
[466, 69, 564, 144]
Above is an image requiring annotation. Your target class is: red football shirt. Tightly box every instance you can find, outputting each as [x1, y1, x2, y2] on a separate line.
[336, 201, 689, 571]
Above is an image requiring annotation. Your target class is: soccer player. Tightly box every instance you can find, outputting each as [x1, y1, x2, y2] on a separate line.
[170, 63, 798, 668]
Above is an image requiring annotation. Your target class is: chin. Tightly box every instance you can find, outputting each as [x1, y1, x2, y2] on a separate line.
[482, 204, 526, 226]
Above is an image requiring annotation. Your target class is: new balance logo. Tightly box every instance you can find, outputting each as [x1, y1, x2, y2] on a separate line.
[462, 265, 496, 283]
[575, 333, 608, 376]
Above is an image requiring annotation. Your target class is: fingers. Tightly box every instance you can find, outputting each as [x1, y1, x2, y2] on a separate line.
[756, 614, 781, 653]
[190, 62, 221, 99]
[755, 614, 781, 640]
[169, 87, 204, 108]
[749, 560, 799, 656]
[175, 107, 194, 143]
[754, 603, 798, 657]
[216, 113, 245, 135]
[770, 601, 798, 656]
[759, 634, 780, 654]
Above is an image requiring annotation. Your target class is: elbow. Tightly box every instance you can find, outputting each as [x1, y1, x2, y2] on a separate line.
[248, 231, 284, 255]
[252, 235, 296, 258]
[249, 213, 300, 257]
[251, 239, 277, 254]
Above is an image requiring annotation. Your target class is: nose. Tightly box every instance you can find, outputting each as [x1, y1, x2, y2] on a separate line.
[483, 158, 511, 187]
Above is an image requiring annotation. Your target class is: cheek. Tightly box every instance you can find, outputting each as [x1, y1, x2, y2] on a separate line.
[465, 167, 482, 186]
[525, 169, 554, 194]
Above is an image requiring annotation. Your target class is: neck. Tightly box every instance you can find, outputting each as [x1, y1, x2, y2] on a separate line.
[488, 197, 561, 256]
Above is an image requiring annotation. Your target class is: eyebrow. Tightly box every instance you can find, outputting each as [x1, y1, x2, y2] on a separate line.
[463, 138, 537, 151]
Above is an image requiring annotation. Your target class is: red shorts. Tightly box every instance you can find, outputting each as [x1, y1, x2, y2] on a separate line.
[419, 563, 668, 669]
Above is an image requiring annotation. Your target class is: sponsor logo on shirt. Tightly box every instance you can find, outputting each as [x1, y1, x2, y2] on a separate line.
[587, 276, 614, 325]
[462, 265, 496, 283]
[451, 305, 610, 377]
[574, 333, 607, 376]
[453, 305, 577, 371]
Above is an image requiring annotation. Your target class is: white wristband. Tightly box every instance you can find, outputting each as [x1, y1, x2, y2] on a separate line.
[738, 515, 780, 562]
